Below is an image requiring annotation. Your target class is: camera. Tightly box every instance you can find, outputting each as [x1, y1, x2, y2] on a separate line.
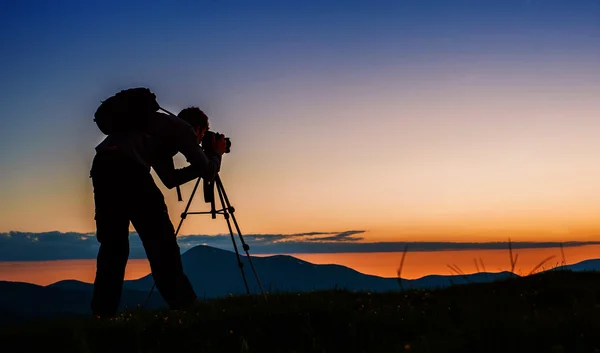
[201, 130, 231, 154]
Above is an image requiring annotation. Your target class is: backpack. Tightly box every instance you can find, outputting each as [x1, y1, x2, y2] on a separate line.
[93, 87, 161, 135]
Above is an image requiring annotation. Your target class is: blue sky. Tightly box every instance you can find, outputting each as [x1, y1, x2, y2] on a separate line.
[1, 1, 600, 249]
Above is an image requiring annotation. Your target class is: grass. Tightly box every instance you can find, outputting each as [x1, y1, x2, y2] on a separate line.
[420, 239, 567, 279]
[3, 269, 600, 353]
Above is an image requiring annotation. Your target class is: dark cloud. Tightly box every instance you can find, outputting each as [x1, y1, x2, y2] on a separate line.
[0, 230, 368, 261]
[1, 231, 599, 261]
[0, 231, 99, 261]
[216, 231, 364, 244]
[304, 230, 365, 242]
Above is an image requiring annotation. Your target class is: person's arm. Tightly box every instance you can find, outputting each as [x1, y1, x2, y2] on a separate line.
[153, 157, 203, 189]
[174, 124, 222, 182]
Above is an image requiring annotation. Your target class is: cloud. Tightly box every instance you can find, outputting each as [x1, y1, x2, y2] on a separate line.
[0, 231, 99, 261]
[174, 230, 367, 253]
[216, 230, 366, 244]
[0, 230, 367, 261]
[1, 230, 599, 261]
[304, 230, 365, 242]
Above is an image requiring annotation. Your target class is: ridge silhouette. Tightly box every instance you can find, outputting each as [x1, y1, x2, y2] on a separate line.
[12, 243, 600, 325]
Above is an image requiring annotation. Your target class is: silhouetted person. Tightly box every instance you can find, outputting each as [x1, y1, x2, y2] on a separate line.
[89, 107, 226, 318]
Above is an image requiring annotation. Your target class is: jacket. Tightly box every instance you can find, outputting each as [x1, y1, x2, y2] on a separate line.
[94, 112, 222, 188]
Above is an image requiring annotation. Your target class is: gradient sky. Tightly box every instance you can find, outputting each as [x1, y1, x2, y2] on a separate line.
[1, 0, 600, 244]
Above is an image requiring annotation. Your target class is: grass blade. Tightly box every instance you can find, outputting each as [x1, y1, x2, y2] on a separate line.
[528, 255, 556, 276]
[397, 244, 409, 291]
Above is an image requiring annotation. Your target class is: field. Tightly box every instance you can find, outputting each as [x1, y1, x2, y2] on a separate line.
[2, 269, 600, 353]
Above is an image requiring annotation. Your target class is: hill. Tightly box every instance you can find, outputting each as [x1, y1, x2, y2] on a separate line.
[122, 245, 517, 295]
[2, 270, 600, 353]
[4, 243, 600, 325]
[0, 281, 165, 325]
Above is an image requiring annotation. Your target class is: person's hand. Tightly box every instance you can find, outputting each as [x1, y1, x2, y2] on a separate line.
[213, 134, 227, 155]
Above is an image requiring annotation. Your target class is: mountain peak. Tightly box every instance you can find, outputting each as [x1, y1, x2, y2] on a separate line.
[182, 244, 233, 257]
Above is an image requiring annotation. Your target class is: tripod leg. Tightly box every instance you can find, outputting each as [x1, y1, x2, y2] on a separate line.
[215, 176, 268, 302]
[215, 181, 251, 295]
[175, 177, 203, 235]
[209, 181, 217, 220]
[145, 177, 202, 308]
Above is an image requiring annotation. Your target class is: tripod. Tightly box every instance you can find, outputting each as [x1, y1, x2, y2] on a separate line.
[144, 174, 267, 307]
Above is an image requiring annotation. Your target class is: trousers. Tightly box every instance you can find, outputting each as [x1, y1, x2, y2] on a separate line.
[89, 150, 197, 317]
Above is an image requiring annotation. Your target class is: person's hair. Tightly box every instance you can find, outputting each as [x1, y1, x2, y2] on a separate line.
[177, 107, 209, 131]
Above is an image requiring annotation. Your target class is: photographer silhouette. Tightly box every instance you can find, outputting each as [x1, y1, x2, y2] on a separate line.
[90, 91, 226, 318]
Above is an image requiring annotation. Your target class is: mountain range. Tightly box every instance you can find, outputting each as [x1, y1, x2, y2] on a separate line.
[1, 245, 597, 326]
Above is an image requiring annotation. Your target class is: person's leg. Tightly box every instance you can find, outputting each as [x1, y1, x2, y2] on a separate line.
[91, 214, 130, 317]
[89, 152, 132, 318]
[131, 175, 197, 310]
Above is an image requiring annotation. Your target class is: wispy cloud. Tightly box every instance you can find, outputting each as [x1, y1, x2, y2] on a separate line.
[303, 230, 365, 242]
[222, 230, 365, 243]
[1, 231, 599, 261]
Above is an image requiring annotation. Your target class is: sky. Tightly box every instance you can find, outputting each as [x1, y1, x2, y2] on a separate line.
[1, 0, 600, 254]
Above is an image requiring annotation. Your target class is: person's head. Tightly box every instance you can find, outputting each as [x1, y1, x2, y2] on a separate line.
[178, 107, 209, 140]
